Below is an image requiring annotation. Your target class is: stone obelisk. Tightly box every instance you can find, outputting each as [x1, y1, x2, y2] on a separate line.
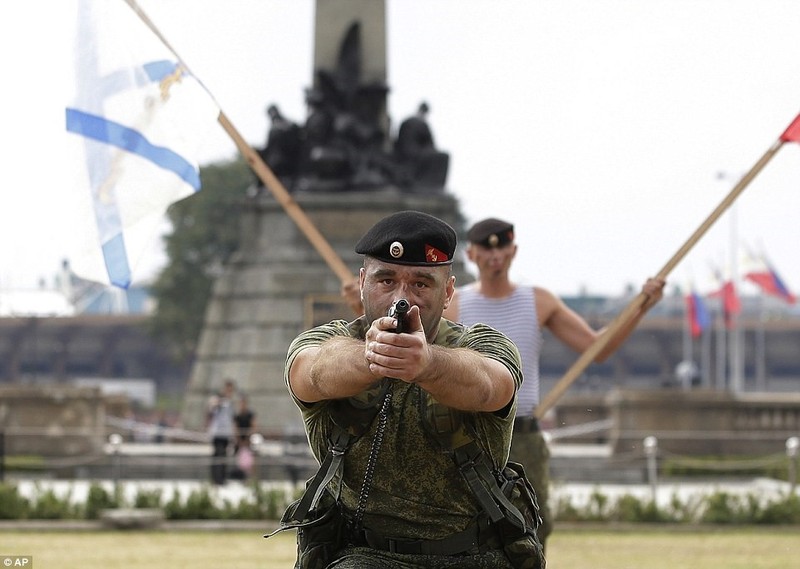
[180, 0, 470, 435]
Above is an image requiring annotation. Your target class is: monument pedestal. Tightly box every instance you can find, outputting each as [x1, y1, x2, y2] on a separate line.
[181, 189, 471, 434]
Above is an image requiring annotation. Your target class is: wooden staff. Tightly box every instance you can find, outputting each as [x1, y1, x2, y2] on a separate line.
[535, 118, 799, 419]
[124, 0, 355, 285]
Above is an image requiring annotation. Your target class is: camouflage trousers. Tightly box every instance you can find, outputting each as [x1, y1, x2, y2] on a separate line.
[327, 545, 514, 568]
[508, 429, 553, 549]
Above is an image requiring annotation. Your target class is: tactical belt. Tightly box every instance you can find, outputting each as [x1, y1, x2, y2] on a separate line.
[351, 517, 493, 556]
[513, 416, 539, 433]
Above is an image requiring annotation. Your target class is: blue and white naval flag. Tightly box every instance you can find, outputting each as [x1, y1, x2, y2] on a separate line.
[66, 0, 219, 288]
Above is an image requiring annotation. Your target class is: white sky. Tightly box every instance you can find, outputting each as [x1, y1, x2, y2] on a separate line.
[2, 0, 800, 298]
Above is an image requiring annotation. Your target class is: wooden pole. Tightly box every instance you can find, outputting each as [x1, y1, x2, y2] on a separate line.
[535, 138, 786, 419]
[124, 0, 355, 285]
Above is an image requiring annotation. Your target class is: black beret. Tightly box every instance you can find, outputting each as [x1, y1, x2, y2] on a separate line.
[355, 211, 456, 266]
[467, 218, 515, 248]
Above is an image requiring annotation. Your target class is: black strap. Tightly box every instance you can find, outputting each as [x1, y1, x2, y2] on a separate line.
[454, 442, 526, 532]
[274, 380, 390, 533]
[288, 428, 351, 523]
[458, 450, 505, 523]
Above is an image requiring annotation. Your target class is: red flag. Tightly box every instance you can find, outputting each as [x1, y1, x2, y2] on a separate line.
[779, 113, 800, 143]
[709, 268, 741, 329]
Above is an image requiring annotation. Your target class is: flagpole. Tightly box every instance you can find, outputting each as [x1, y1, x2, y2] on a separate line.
[123, 0, 355, 285]
[715, 295, 726, 390]
[535, 135, 788, 419]
[701, 313, 712, 388]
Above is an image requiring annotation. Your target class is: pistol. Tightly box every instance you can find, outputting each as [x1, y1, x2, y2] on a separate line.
[388, 299, 410, 334]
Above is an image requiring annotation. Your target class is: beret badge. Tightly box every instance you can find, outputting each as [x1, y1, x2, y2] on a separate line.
[389, 241, 404, 259]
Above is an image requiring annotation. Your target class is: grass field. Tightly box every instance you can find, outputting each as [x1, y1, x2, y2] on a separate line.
[2, 526, 799, 568]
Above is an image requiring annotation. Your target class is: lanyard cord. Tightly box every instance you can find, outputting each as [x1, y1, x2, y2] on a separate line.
[352, 385, 392, 531]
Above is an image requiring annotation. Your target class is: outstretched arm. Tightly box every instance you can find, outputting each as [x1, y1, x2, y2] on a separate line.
[540, 277, 666, 362]
[290, 304, 514, 413]
[289, 335, 378, 403]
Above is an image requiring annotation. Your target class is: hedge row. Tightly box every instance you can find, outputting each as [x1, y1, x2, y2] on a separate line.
[0, 483, 292, 521]
[2, 482, 799, 524]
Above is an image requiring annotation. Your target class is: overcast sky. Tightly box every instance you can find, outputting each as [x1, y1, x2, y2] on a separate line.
[3, 0, 800, 298]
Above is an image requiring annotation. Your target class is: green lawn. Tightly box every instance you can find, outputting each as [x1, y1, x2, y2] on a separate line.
[2, 526, 798, 568]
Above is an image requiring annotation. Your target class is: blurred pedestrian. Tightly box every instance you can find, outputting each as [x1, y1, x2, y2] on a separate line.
[232, 395, 257, 480]
[207, 379, 236, 485]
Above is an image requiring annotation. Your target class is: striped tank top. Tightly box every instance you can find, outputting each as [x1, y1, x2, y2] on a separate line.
[458, 285, 543, 416]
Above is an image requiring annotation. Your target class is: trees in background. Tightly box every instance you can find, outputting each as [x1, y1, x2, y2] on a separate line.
[148, 158, 252, 363]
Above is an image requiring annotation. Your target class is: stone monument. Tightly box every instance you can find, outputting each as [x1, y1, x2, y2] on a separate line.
[180, 0, 469, 435]
[255, 1, 448, 194]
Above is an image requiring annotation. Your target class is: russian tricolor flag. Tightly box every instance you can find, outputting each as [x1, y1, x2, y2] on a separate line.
[744, 253, 796, 304]
[685, 288, 711, 338]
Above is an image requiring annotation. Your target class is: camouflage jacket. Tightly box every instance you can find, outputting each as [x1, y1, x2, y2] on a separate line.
[284, 316, 522, 540]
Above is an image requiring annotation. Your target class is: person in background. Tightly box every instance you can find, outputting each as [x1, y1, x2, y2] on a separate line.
[232, 394, 257, 480]
[442, 217, 666, 548]
[153, 410, 168, 443]
[207, 379, 236, 485]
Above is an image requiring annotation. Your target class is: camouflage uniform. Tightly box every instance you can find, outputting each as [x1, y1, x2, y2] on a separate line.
[285, 317, 523, 568]
[509, 431, 552, 543]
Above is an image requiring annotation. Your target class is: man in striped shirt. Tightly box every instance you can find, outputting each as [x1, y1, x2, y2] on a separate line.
[442, 217, 665, 548]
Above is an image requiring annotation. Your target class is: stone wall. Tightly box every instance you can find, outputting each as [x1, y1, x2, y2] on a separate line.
[0, 385, 107, 457]
[608, 388, 800, 456]
[555, 388, 800, 456]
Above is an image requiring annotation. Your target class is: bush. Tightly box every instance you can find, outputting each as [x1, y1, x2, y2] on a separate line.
[224, 487, 290, 520]
[611, 495, 669, 523]
[29, 487, 75, 519]
[84, 483, 120, 519]
[552, 497, 582, 522]
[584, 489, 610, 521]
[164, 487, 220, 520]
[700, 491, 757, 524]
[0, 483, 30, 519]
[133, 488, 163, 509]
[550, 487, 800, 526]
[262, 487, 289, 520]
[755, 493, 800, 524]
[665, 491, 703, 523]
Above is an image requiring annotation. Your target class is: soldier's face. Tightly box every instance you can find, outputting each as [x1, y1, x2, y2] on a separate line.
[467, 242, 517, 278]
[360, 259, 454, 341]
